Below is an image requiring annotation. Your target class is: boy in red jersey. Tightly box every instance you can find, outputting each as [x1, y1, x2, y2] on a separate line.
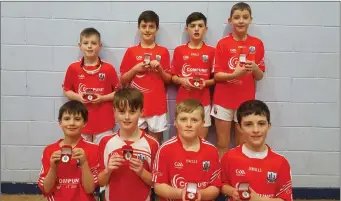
[38, 100, 99, 201]
[120, 10, 172, 144]
[211, 2, 266, 157]
[98, 87, 159, 201]
[171, 12, 215, 139]
[62, 27, 120, 144]
[221, 100, 292, 201]
[153, 99, 221, 201]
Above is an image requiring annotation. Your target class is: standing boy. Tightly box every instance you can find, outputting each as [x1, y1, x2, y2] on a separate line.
[120, 10, 172, 144]
[38, 100, 99, 201]
[153, 99, 221, 201]
[221, 100, 292, 201]
[62, 27, 120, 144]
[171, 12, 215, 139]
[211, 2, 266, 157]
[98, 87, 159, 201]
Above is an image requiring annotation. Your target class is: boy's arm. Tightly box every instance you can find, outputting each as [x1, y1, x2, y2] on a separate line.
[120, 62, 145, 85]
[204, 78, 216, 87]
[120, 48, 148, 85]
[138, 168, 153, 186]
[64, 90, 86, 103]
[43, 167, 58, 194]
[199, 186, 220, 200]
[156, 49, 172, 84]
[154, 183, 183, 200]
[72, 148, 96, 194]
[251, 41, 266, 81]
[62, 65, 87, 103]
[97, 138, 125, 187]
[41, 150, 61, 194]
[80, 161, 96, 193]
[157, 66, 172, 83]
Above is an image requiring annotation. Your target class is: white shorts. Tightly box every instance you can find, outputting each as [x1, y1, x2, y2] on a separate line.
[203, 105, 212, 127]
[138, 113, 168, 133]
[210, 104, 238, 122]
[82, 129, 113, 145]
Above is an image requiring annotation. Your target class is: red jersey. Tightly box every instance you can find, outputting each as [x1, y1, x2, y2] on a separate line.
[98, 130, 159, 201]
[213, 34, 266, 109]
[171, 42, 215, 106]
[38, 138, 99, 201]
[62, 58, 120, 134]
[120, 43, 171, 117]
[152, 136, 221, 201]
[221, 145, 293, 201]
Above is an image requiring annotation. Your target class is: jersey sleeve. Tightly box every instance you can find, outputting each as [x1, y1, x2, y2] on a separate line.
[256, 40, 266, 72]
[87, 145, 100, 187]
[209, 48, 216, 77]
[161, 48, 171, 74]
[120, 48, 133, 76]
[171, 47, 181, 75]
[98, 137, 108, 173]
[152, 146, 169, 184]
[208, 148, 222, 188]
[276, 159, 293, 201]
[220, 151, 231, 186]
[150, 140, 160, 171]
[38, 147, 55, 196]
[212, 40, 229, 73]
[62, 65, 75, 92]
[110, 65, 121, 91]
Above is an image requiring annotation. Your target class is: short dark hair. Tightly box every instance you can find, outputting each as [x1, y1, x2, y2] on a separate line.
[58, 100, 88, 122]
[237, 100, 270, 124]
[186, 12, 207, 26]
[138, 10, 159, 28]
[80, 27, 101, 42]
[230, 2, 252, 18]
[113, 87, 144, 111]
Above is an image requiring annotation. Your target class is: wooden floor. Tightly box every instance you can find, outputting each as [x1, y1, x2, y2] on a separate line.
[0, 195, 337, 201]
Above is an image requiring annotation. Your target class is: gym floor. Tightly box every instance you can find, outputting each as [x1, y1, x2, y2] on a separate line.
[0, 195, 338, 201]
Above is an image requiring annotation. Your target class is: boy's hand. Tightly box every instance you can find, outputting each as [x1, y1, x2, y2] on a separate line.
[91, 94, 103, 104]
[181, 187, 202, 201]
[249, 187, 261, 201]
[233, 62, 248, 79]
[232, 188, 241, 201]
[180, 77, 194, 91]
[193, 78, 206, 90]
[129, 158, 144, 176]
[107, 155, 124, 172]
[133, 62, 150, 74]
[78, 94, 90, 104]
[72, 148, 87, 166]
[50, 150, 61, 169]
[244, 60, 258, 72]
[149, 60, 160, 69]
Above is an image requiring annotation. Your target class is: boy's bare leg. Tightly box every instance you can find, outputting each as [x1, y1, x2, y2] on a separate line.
[214, 118, 232, 158]
[148, 131, 163, 145]
[198, 127, 209, 139]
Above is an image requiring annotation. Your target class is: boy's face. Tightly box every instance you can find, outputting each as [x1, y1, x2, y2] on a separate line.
[228, 9, 252, 35]
[115, 103, 142, 131]
[59, 112, 86, 138]
[78, 34, 102, 59]
[238, 114, 271, 149]
[138, 20, 158, 43]
[186, 20, 207, 41]
[175, 109, 204, 140]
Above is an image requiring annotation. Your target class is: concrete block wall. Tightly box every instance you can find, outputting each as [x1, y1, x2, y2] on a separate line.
[1, 2, 340, 188]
